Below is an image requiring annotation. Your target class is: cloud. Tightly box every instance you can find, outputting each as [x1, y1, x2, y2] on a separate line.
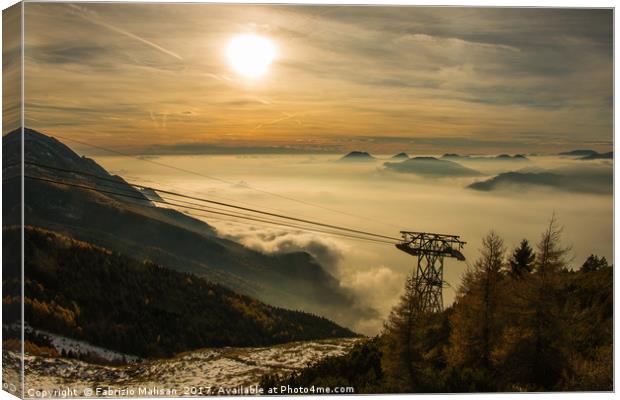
[217, 226, 347, 271]
[30, 45, 105, 65]
[343, 265, 404, 305]
[213, 222, 407, 334]
[2, 4, 21, 134]
[211, 222, 392, 333]
[405, 33, 521, 53]
[338, 265, 407, 333]
[69, 149, 611, 335]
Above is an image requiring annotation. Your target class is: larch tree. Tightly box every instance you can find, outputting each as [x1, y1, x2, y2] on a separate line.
[448, 231, 506, 373]
[381, 272, 425, 392]
[526, 214, 571, 388]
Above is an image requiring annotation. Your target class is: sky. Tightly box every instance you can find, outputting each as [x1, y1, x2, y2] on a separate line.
[10, 4, 613, 154]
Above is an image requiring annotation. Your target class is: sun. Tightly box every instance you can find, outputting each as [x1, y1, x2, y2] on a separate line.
[226, 35, 276, 79]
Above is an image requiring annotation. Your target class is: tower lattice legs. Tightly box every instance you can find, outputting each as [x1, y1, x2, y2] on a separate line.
[396, 231, 466, 314]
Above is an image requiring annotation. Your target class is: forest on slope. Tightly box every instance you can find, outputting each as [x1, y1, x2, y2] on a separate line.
[3, 128, 368, 330]
[261, 217, 612, 392]
[2, 226, 356, 359]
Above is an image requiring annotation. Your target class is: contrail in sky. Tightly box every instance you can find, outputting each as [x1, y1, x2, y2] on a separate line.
[66, 4, 183, 61]
[255, 112, 305, 130]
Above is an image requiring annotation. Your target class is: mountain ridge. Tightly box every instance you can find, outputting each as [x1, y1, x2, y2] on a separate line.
[4, 127, 374, 330]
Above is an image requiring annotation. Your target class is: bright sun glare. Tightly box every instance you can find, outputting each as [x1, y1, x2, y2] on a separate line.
[226, 35, 276, 79]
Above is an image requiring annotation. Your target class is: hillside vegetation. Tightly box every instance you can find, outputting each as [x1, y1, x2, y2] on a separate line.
[3, 128, 367, 328]
[3, 226, 356, 359]
[261, 217, 612, 392]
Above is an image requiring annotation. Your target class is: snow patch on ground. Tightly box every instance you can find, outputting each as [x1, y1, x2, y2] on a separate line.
[22, 324, 141, 363]
[4, 338, 360, 397]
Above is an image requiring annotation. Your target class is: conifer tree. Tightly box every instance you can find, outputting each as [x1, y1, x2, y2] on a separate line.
[508, 239, 535, 278]
[448, 231, 505, 372]
[527, 214, 570, 388]
[381, 273, 424, 391]
[580, 254, 609, 272]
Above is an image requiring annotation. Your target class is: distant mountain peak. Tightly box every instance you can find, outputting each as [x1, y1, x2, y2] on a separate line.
[558, 149, 613, 160]
[339, 151, 375, 162]
[496, 154, 529, 161]
[440, 153, 528, 161]
[467, 169, 612, 194]
[384, 156, 481, 177]
[390, 152, 409, 160]
[559, 149, 598, 157]
[411, 156, 439, 161]
[581, 151, 613, 160]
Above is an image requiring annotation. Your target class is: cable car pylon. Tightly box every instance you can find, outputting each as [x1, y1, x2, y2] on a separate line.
[396, 231, 467, 313]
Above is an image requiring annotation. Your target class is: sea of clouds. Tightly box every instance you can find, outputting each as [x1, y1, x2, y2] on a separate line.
[97, 153, 613, 334]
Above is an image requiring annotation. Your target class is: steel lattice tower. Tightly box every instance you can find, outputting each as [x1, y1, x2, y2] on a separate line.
[396, 231, 466, 313]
